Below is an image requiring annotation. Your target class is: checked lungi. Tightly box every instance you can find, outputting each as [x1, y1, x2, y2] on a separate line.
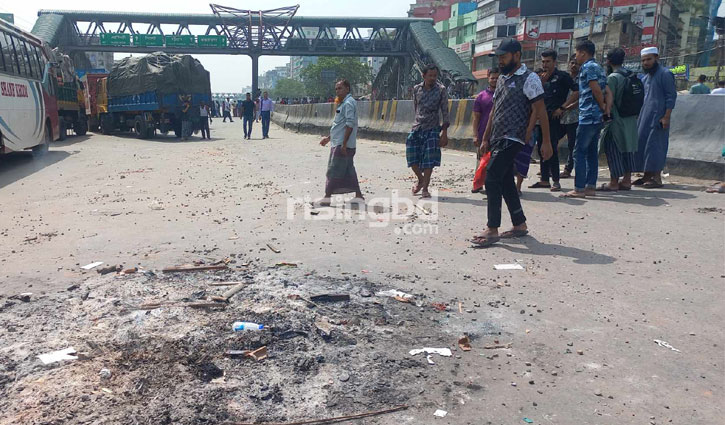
[406, 127, 442, 169]
[326, 146, 361, 195]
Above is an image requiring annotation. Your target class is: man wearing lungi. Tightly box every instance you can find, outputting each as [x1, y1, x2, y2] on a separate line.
[407, 65, 450, 199]
[317, 79, 363, 206]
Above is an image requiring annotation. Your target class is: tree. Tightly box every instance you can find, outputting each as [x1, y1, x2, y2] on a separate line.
[300, 57, 372, 98]
[271, 78, 306, 98]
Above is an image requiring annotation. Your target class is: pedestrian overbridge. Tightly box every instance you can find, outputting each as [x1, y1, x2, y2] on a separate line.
[31, 8, 476, 99]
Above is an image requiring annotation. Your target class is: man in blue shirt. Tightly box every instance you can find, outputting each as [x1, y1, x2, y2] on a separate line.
[317, 79, 363, 206]
[561, 40, 608, 199]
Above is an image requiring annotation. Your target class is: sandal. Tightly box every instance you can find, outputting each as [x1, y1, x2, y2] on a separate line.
[559, 191, 586, 198]
[560, 170, 572, 178]
[529, 181, 551, 189]
[596, 184, 618, 192]
[500, 229, 529, 239]
[619, 185, 632, 191]
[632, 178, 647, 186]
[471, 235, 501, 248]
[642, 181, 664, 189]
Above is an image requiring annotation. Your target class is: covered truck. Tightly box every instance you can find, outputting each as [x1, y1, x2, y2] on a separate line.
[53, 50, 88, 139]
[97, 52, 211, 138]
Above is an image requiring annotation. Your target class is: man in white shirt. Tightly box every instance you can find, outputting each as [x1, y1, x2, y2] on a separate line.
[258, 91, 274, 139]
[711, 80, 725, 95]
[222, 98, 233, 122]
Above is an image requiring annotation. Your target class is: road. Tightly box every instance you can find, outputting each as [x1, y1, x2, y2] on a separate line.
[1, 119, 723, 424]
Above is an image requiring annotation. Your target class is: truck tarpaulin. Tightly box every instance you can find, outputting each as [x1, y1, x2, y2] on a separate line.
[108, 52, 211, 97]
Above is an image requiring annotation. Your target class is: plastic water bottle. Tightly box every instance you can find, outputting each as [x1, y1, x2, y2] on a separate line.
[232, 322, 264, 332]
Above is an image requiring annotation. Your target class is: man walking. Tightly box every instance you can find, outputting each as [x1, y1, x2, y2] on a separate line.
[634, 47, 677, 189]
[598, 48, 639, 192]
[529, 49, 574, 192]
[199, 101, 211, 140]
[561, 40, 607, 199]
[407, 64, 450, 199]
[317, 79, 363, 206]
[471, 68, 500, 193]
[222, 98, 233, 122]
[241, 93, 256, 140]
[559, 58, 581, 178]
[472, 39, 552, 247]
[690, 74, 711, 94]
[259, 91, 274, 139]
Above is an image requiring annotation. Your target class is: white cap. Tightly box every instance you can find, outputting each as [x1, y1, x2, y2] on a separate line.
[641, 47, 659, 56]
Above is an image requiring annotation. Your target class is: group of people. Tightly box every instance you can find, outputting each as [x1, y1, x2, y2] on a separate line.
[217, 92, 275, 139]
[689, 74, 725, 95]
[310, 37, 682, 250]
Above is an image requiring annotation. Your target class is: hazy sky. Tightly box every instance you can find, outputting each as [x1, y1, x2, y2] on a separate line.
[3, 1, 412, 92]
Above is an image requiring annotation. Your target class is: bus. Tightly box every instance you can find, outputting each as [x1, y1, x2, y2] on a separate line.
[0, 19, 59, 156]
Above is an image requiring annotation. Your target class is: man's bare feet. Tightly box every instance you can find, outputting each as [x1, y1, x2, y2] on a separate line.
[412, 183, 422, 195]
[559, 190, 586, 198]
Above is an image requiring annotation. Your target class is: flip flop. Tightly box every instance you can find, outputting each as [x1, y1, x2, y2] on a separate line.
[642, 181, 664, 189]
[559, 191, 586, 198]
[596, 184, 618, 192]
[500, 229, 529, 239]
[471, 236, 501, 248]
[529, 182, 550, 188]
[619, 185, 632, 191]
[632, 178, 647, 186]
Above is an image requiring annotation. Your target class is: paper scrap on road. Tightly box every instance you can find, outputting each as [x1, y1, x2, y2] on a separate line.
[38, 347, 78, 364]
[494, 264, 524, 270]
[654, 339, 681, 352]
[377, 289, 414, 301]
[434, 409, 448, 418]
[81, 261, 104, 270]
[410, 347, 453, 359]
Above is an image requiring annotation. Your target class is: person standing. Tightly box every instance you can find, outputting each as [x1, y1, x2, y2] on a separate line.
[259, 91, 274, 139]
[199, 101, 211, 140]
[528, 49, 573, 192]
[181, 95, 192, 141]
[712, 80, 725, 95]
[471, 67, 500, 193]
[634, 47, 677, 189]
[559, 58, 581, 178]
[597, 48, 639, 192]
[317, 79, 363, 206]
[407, 64, 450, 199]
[472, 39, 552, 247]
[690, 74, 711, 94]
[222, 98, 233, 122]
[241, 93, 256, 140]
[561, 40, 608, 199]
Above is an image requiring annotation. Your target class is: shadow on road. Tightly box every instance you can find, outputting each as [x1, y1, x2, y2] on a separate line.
[52, 135, 92, 148]
[0, 150, 71, 189]
[437, 195, 485, 207]
[486, 236, 617, 265]
[96, 131, 221, 144]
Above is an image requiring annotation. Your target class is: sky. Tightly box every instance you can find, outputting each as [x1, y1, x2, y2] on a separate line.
[1, 1, 412, 92]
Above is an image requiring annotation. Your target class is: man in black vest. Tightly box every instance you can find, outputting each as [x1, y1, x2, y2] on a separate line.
[473, 39, 553, 248]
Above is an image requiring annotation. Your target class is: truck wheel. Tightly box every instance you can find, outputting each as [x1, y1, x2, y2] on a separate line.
[32, 122, 51, 157]
[100, 115, 113, 135]
[134, 115, 148, 139]
[75, 118, 88, 136]
[58, 119, 67, 141]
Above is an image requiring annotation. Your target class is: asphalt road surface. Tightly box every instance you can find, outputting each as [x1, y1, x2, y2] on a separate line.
[1, 119, 723, 424]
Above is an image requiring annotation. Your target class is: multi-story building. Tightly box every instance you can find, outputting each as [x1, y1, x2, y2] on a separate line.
[433, 2, 478, 69]
[408, 0, 462, 22]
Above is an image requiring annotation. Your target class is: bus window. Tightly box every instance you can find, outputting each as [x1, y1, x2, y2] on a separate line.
[8, 35, 22, 75]
[31, 45, 43, 79]
[34, 45, 47, 80]
[22, 41, 37, 79]
[1, 32, 15, 75]
[0, 32, 6, 72]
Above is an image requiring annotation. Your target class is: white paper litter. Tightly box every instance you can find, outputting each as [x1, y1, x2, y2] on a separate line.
[410, 347, 453, 358]
[434, 409, 448, 418]
[81, 261, 104, 270]
[376, 289, 414, 300]
[37, 347, 77, 364]
[654, 339, 681, 352]
[494, 263, 524, 270]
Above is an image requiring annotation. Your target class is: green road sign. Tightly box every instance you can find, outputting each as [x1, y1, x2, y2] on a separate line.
[197, 35, 228, 48]
[133, 34, 164, 47]
[100, 33, 131, 46]
[165, 35, 196, 47]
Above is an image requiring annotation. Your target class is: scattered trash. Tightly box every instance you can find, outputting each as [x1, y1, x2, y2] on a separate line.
[81, 261, 104, 270]
[38, 347, 78, 364]
[232, 322, 264, 332]
[377, 289, 414, 301]
[310, 294, 350, 303]
[245, 346, 268, 361]
[148, 200, 164, 210]
[494, 264, 524, 271]
[266, 243, 281, 254]
[431, 302, 447, 311]
[208, 281, 244, 286]
[410, 347, 453, 363]
[97, 265, 122, 275]
[162, 264, 228, 273]
[434, 409, 448, 418]
[211, 282, 249, 303]
[274, 262, 298, 268]
[10, 293, 32, 302]
[121, 267, 138, 275]
[458, 302, 463, 313]
[232, 405, 409, 425]
[484, 343, 512, 349]
[523, 418, 534, 424]
[101, 388, 113, 394]
[315, 317, 333, 337]
[458, 336, 472, 352]
[99, 368, 112, 379]
[654, 339, 681, 352]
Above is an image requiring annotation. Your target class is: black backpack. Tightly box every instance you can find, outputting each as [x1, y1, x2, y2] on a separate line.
[615, 68, 644, 117]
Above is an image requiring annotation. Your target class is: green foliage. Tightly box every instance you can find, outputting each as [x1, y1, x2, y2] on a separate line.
[300, 57, 372, 98]
[271, 78, 306, 98]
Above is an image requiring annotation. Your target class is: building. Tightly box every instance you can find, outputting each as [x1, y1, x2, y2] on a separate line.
[259, 65, 292, 90]
[408, 0, 461, 22]
[86, 52, 114, 72]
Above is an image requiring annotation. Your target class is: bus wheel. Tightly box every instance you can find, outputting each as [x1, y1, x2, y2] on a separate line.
[32, 123, 51, 157]
[75, 118, 88, 136]
[58, 119, 67, 141]
[134, 116, 148, 139]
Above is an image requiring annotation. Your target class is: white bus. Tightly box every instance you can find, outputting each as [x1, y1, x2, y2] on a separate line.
[0, 18, 59, 156]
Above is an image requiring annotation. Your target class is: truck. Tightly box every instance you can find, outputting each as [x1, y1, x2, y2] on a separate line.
[52, 51, 88, 139]
[95, 52, 211, 139]
[81, 72, 108, 132]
